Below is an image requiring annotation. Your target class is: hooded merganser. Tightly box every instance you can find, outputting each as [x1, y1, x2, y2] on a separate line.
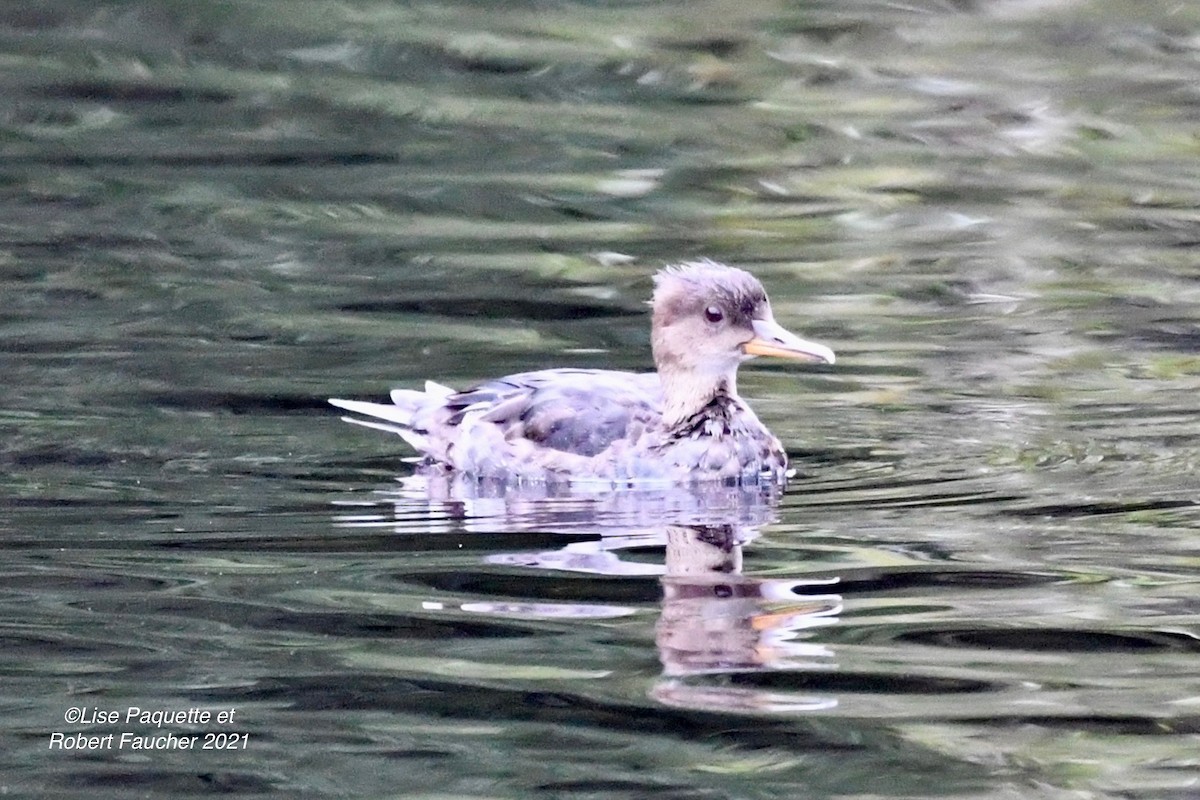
[330, 260, 834, 483]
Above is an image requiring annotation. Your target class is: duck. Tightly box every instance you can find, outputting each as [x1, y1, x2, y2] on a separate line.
[329, 260, 834, 484]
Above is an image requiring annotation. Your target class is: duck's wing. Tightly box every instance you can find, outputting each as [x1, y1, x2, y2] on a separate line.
[444, 369, 663, 458]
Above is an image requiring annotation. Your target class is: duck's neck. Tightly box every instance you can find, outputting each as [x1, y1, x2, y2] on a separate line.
[660, 369, 739, 429]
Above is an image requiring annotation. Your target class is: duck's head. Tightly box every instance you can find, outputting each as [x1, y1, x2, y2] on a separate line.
[651, 260, 834, 424]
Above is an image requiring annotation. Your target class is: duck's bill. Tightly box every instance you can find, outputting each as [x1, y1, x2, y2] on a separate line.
[744, 319, 836, 364]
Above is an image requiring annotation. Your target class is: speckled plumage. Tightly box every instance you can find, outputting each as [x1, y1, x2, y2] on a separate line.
[330, 261, 834, 484]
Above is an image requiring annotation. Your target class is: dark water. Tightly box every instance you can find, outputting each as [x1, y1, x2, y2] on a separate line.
[2, 1, 1199, 797]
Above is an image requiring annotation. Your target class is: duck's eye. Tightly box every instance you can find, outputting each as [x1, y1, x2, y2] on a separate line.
[704, 305, 724, 324]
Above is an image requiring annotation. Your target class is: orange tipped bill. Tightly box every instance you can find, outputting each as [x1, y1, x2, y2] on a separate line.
[743, 318, 835, 364]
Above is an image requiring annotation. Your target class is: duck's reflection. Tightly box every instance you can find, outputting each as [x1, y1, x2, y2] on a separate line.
[334, 475, 843, 713]
[654, 524, 841, 713]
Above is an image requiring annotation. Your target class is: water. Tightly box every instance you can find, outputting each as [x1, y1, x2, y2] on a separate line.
[2, 1, 1199, 797]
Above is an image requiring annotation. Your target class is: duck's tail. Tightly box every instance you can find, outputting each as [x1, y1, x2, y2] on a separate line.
[329, 380, 455, 454]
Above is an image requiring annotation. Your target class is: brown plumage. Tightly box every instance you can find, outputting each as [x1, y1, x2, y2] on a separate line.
[330, 260, 834, 484]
